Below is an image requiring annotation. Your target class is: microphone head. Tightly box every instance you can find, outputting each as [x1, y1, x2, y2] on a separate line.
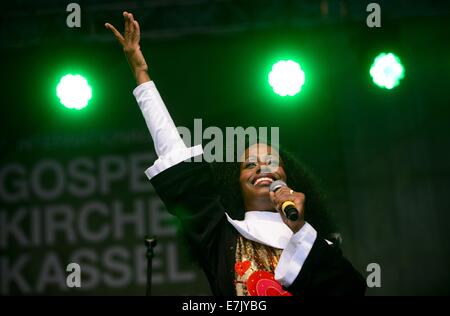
[269, 180, 286, 192]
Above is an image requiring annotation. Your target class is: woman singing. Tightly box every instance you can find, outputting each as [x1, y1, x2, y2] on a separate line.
[105, 12, 365, 296]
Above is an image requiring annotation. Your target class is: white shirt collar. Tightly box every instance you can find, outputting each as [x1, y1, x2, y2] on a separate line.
[225, 211, 294, 249]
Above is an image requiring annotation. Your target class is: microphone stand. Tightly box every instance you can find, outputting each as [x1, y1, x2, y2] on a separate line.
[144, 235, 157, 296]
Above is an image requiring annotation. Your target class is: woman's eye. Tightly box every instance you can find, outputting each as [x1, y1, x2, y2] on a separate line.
[267, 158, 279, 166]
[245, 162, 257, 168]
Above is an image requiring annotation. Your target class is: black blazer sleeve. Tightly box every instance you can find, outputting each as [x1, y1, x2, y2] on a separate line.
[150, 160, 228, 265]
[286, 237, 366, 296]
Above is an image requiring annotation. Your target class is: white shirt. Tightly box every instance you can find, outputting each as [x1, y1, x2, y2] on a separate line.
[133, 81, 202, 179]
[226, 211, 317, 287]
[133, 80, 319, 287]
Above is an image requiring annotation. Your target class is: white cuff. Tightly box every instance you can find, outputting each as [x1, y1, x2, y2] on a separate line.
[144, 144, 203, 179]
[275, 222, 317, 287]
[133, 81, 203, 180]
[133, 81, 187, 158]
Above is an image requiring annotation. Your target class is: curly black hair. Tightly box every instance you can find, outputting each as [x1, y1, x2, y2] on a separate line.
[209, 142, 338, 238]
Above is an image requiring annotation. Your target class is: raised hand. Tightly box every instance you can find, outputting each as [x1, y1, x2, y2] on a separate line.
[105, 11, 150, 84]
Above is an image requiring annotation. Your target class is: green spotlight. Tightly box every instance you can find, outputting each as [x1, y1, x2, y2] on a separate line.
[56, 74, 92, 109]
[370, 53, 405, 89]
[268, 60, 305, 96]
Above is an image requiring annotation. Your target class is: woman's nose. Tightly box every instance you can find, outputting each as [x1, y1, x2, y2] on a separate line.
[258, 163, 272, 174]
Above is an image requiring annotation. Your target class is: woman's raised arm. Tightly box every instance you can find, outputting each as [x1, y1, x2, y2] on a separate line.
[104, 11, 203, 180]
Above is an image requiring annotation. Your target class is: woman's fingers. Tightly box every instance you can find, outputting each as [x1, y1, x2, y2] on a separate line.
[124, 11, 131, 36]
[105, 23, 124, 45]
[129, 13, 140, 44]
[269, 190, 286, 211]
[123, 12, 140, 44]
[270, 187, 288, 210]
[271, 187, 305, 214]
[271, 188, 306, 233]
[133, 20, 140, 42]
[106, 12, 140, 49]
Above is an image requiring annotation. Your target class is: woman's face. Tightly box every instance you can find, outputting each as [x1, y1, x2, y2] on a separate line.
[239, 143, 287, 205]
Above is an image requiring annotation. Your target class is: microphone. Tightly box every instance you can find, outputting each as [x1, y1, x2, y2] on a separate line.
[269, 180, 300, 221]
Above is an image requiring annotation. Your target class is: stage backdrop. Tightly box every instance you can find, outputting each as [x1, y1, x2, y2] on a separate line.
[1, 10, 450, 295]
[0, 129, 211, 295]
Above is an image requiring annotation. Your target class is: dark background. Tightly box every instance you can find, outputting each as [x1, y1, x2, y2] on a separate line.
[1, 0, 449, 295]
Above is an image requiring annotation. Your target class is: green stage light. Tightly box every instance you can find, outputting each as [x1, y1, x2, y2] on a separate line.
[56, 74, 92, 109]
[370, 53, 405, 89]
[268, 60, 305, 96]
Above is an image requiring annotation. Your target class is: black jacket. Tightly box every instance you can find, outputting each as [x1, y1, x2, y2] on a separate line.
[150, 160, 366, 296]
